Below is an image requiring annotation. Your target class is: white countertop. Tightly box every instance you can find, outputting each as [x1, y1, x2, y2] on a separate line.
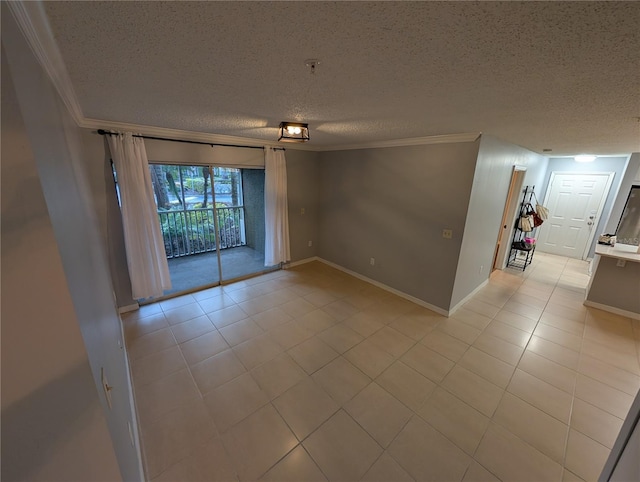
[595, 243, 640, 263]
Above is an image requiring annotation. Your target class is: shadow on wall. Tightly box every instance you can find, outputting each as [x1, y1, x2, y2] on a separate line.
[1, 362, 119, 481]
[0, 165, 52, 244]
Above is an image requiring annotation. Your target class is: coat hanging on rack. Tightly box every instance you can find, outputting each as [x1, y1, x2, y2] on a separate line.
[508, 185, 538, 270]
[516, 186, 537, 235]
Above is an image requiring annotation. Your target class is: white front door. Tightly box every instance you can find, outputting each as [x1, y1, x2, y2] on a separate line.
[537, 172, 614, 259]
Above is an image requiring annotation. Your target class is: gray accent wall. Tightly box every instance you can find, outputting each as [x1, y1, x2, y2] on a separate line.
[317, 141, 480, 311]
[287, 149, 321, 262]
[242, 169, 265, 254]
[586, 256, 640, 314]
[539, 156, 629, 259]
[2, 9, 143, 481]
[451, 135, 548, 309]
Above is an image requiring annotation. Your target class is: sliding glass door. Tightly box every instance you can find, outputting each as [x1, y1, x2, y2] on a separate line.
[218, 168, 276, 280]
[149, 163, 273, 296]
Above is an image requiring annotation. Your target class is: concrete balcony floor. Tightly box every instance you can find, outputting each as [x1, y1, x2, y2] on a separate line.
[165, 246, 275, 296]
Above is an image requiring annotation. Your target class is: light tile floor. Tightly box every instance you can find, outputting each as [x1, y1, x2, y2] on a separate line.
[123, 252, 640, 481]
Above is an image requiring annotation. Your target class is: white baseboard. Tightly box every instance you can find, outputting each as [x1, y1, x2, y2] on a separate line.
[448, 279, 490, 316]
[583, 300, 640, 320]
[317, 258, 450, 317]
[284, 257, 320, 269]
[118, 303, 139, 314]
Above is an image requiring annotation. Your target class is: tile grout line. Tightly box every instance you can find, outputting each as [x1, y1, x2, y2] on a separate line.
[131, 256, 631, 482]
[469, 256, 573, 477]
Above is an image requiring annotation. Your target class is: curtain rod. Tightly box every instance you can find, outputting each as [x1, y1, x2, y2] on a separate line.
[96, 129, 285, 151]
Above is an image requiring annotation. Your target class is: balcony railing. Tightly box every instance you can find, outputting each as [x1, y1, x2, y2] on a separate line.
[158, 206, 246, 258]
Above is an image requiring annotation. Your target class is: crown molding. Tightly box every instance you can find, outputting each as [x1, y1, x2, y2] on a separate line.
[7, 0, 85, 126]
[80, 117, 319, 151]
[315, 132, 482, 151]
[83, 118, 477, 152]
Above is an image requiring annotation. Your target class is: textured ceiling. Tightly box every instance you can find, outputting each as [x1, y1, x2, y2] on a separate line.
[44, 1, 640, 154]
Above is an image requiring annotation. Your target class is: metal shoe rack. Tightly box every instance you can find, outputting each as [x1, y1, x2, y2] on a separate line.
[507, 185, 537, 271]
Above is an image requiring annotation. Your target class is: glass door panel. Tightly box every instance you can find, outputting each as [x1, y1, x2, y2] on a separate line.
[216, 167, 277, 282]
[147, 163, 278, 296]
[149, 163, 220, 295]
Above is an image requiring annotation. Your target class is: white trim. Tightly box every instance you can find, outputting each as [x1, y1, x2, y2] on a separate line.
[83, 118, 479, 152]
[283, 257, 320, 268]
[583, 300, 640, 321]
[6, 1, 85, 125]
[118, 303, 140, 314]
[495, 167, 527, 271]
[316, 132, 482, 151]
[317, 258, 450, 317]
[448, 279, 490, 315]
[540, 171, 616, 260]
[547, 154, 633, 160]
[81, 117, 305, 150]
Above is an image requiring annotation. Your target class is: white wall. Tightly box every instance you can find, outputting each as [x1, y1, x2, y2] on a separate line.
[2, 7, 143, 480]
[80, 130, 137, 308]
[451, 135, 548, 309]
[1, 44, 122, 481]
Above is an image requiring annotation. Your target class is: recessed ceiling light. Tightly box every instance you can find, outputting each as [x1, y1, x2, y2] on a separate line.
[575, 154, 597, 163]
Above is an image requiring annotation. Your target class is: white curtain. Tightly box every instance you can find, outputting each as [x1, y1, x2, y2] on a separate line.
[107, 133, 171, 299]
[264, 147, 291, 266]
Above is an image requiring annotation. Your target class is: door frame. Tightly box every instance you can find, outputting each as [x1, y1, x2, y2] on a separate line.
[541, 171, 615, 260]
[146, 162, 274, 299]
[493, 166, 527, 270]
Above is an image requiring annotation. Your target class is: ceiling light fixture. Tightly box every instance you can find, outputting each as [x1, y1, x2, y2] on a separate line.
[574, 154, 597, 163]
[278, 122, 310, 142]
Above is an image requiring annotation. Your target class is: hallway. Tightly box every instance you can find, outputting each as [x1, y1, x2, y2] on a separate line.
[123, 252, 640, 481]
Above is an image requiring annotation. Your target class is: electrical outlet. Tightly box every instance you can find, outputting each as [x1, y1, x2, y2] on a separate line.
[442, 229, 453, 239]
[479, 265, 484, 274]
[616, 259, 626, 268]
[300, 208, 305, 215]
[370, 257, 375, 266]
[308, 240, 313, 247]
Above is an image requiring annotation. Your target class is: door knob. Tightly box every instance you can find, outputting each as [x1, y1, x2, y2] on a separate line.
[587, 221, 593, 226]
[589, 215, 595, 219]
